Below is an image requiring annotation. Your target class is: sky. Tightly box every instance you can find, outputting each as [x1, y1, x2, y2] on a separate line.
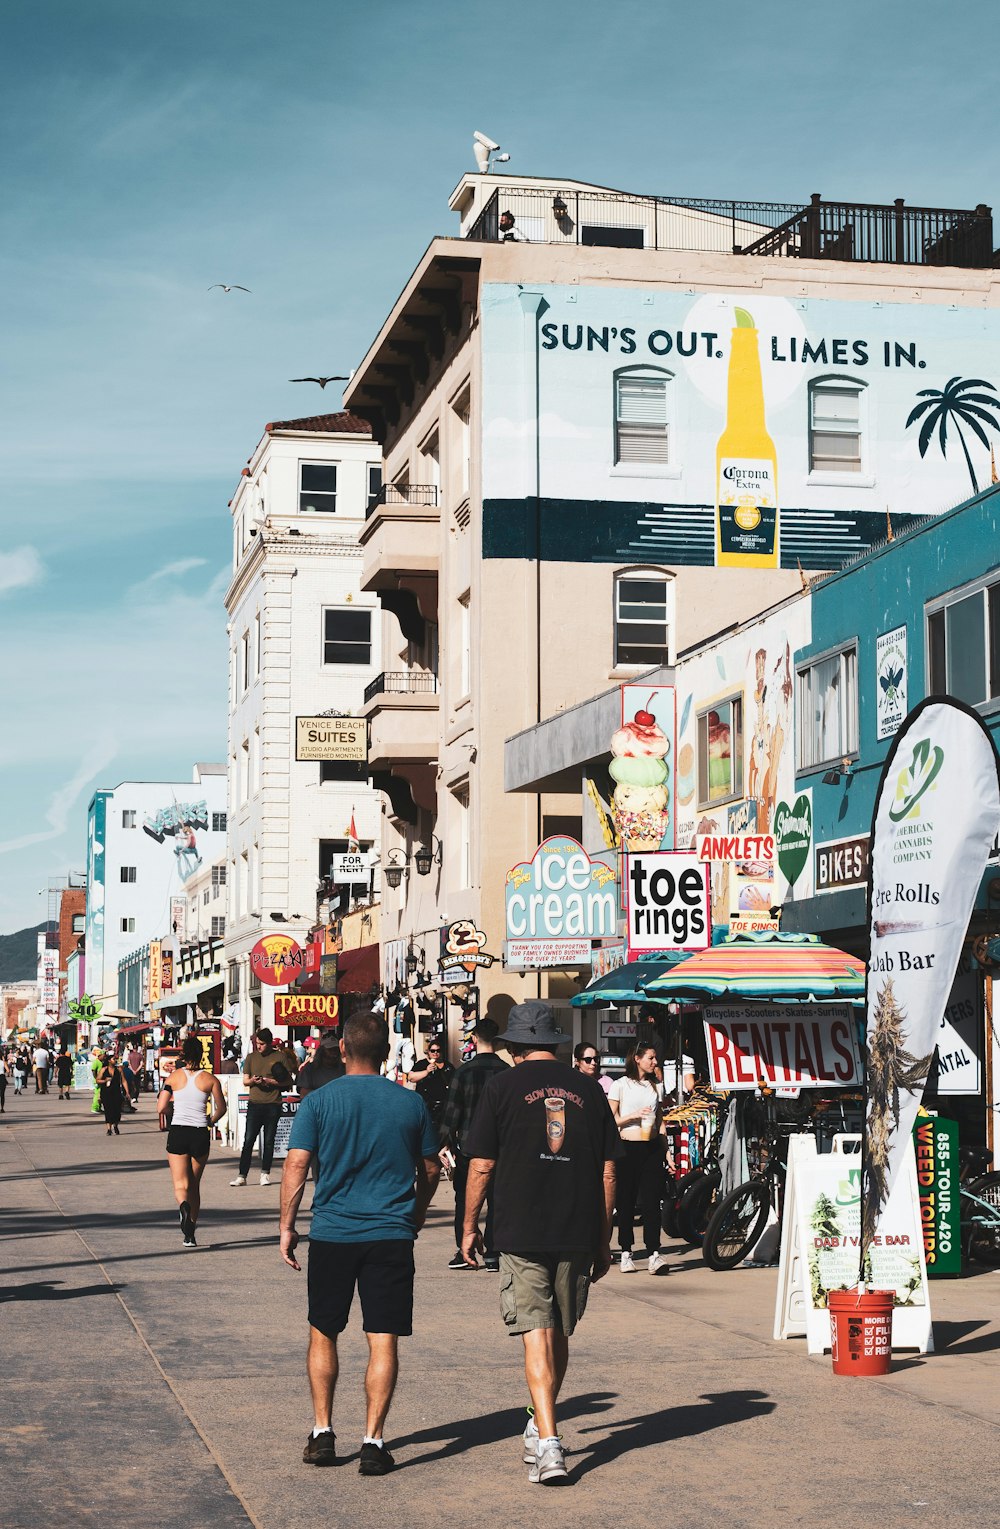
[3, 0, 1000, 933]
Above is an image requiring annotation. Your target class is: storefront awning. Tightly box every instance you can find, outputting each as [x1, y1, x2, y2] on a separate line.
[337, 944, 380, 995]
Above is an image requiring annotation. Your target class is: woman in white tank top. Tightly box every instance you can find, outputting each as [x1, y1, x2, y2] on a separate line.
[158, 1036, 227, 1248]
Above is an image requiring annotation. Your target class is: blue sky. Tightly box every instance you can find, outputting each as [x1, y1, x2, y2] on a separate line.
[3, 0, 999, 932]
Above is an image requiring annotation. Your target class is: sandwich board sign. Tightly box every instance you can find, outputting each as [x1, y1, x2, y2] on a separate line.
[773, 1134, 931, 1354]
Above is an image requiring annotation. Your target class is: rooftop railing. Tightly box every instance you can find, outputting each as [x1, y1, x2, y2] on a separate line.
[466, 187, 995, 269]
[366, 483, 440, 520]
[364, 670, 440, 704]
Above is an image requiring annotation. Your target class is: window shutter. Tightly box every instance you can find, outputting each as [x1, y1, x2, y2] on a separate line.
[616, 376, 669, 463]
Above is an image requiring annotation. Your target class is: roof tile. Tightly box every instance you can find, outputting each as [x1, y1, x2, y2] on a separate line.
[265, 411, 372, 435]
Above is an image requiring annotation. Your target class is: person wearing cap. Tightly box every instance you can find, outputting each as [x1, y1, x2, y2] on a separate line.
[462, 1000, 622, 1485]
[439, 1017, 509, 1272]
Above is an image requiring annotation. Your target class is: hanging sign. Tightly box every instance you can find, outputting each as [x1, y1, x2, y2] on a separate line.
[609, 686, 676, 851]
[296, 716, 367, 762]
[815, 834, 869, 893]
[863, 697, 1000, 1262]
[148, 941, 162, 1005]
[875, 627, 907, 741]
[505, 837, 618, 944]
[331, 852, 371, 882]
[914, 1115, 961, 1276]
[704, 1003, 861, 1090]
[274, 993, 340, 1027]
[625, 851, 710, 955]
[439, 920, 496, 974]
[774, 794, 812, 888]
[249, 935, 306, 987]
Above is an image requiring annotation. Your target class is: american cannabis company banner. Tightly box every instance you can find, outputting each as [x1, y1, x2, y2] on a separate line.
[862, 698, 1000, 1260]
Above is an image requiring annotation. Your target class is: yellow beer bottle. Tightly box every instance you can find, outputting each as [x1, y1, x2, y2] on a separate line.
[715, 307, 779, 568]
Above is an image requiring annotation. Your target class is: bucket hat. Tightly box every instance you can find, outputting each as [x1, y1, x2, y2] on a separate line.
[496, 1000, 571, 1047]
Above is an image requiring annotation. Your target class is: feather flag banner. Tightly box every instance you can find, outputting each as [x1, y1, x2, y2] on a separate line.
[862, 698, 1000, 1264]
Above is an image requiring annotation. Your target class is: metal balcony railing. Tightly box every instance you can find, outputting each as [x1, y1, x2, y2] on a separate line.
[364, 670, 440, 704]
[466, 186, 995, 269]
[366, 483, 440, 519]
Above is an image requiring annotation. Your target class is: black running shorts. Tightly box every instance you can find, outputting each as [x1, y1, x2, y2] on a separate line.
[166, 1125, 211, 1159]
[308, 1239, 415, 1337]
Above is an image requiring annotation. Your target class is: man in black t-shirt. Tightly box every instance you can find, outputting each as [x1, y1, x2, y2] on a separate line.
[463, 1001, 621, 1486]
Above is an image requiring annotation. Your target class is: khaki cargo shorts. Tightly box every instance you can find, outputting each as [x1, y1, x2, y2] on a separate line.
[498, 1251, 593, 1337]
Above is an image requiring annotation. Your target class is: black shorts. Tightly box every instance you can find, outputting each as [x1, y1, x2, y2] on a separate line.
[166, 1125, 211, 1160]
[308, 1239, 415, 1338]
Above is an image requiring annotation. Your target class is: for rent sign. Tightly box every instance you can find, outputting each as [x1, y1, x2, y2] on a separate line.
[704, 1003, 861, 1090]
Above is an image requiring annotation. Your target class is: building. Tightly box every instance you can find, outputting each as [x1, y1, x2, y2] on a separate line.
[344, 168, 1000, 1042]
[223, 413, 384, 1039]
[85, 766, 228, 1007]
[1, 982, 40, 1040]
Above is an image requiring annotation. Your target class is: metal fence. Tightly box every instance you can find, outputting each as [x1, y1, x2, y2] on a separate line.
[465, 186, 994, 269]
[366, 483, 439, 520]
[364, 670, 440, 704]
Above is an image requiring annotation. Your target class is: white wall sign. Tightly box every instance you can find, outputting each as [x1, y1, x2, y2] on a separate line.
[935, 953, 981, 1096]
[875, 627, 907, 741]
[625, 851, 710, 955]
[704, 1003, 861, 1090]
[296, 716, 367, 762]
[774, 1135, 932, 1355]
[504, 938, 592, 970]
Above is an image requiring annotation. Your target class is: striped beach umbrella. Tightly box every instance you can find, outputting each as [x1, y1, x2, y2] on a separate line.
[643, 931, 865, 1006]
[570, 951, 694, 1007]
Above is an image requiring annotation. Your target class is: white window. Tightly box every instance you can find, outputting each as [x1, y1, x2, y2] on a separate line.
[239, 851, 249, 919]
[72, 913, 85, 934]
[203, 888, 210, 906]
[927, 578, 1000, 706]
[122, 810, 136, 829]
[367, 464, 382, 511]
[230, 645, 237, 709]
[211, 916, 226, 938]
[455, 783, 471, 889]
[809, 379, 865, 473]
[797, 647, 859, 770]
[458, 593, 471, 698]
[697, 697, 744, 808]
[615, 368, 671, 464]
[254, 612, 261, 678]
[252, 728, 261, 794]
[455, 394, 471, 496]
[212, 863, 227, 887]
[422, 432, 441, 492]
[241, 631, 250, 692]
[212, 812, 227, 833]
[323, 607, 372, 666]
[299, 461, 338, 513]
[120, 866, 137, 884]
[120, 917, 135, 934]
[614, 573, 672, 668]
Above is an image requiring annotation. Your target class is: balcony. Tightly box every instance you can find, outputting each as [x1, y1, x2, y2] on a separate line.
[466, 187, 995, 269]
[363, 670, 440, 771]
[359, 484, 440, 595]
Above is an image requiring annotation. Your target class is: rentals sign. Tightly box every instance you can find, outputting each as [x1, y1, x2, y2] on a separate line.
[704, 1003, 861, 1090]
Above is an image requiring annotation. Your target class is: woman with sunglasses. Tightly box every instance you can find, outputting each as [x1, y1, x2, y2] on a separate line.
[574, 1043, 612, 1096]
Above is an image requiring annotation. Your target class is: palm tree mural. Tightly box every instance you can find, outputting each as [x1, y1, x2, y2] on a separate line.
[906, 376, 1000, 493]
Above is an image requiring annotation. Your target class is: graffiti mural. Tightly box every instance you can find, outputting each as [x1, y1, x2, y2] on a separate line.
[143, 800, 209, 883]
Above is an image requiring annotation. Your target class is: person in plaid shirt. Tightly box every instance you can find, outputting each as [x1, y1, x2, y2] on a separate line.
[439, 1018, 508, 1271]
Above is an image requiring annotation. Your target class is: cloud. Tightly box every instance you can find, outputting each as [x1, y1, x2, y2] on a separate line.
[126, 557, 209, 600]
[0, 546, 44, 596]
[0, 737, 118, 856]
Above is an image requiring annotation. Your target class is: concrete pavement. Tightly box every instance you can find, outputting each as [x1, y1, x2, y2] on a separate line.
[2, 1092, 998, 1528]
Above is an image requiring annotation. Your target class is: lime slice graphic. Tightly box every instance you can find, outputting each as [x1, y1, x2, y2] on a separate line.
[733, 306, 755, 329]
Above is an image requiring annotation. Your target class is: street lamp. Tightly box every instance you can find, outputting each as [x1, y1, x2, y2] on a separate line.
[384, 850, 408, 890]
[414, 837, 443, 877]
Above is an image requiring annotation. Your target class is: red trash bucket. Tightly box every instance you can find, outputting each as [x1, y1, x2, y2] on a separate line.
[828, 1288, 894, 1376]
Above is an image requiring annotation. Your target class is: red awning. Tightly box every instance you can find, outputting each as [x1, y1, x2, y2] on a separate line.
[337, 944, 380, 995]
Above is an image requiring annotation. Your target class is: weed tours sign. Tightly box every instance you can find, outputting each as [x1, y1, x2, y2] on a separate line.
[862, 698, 1000, 1263]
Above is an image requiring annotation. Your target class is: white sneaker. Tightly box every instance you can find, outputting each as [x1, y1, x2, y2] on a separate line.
[619, 1250, 636, 1273]
[648, 1251, 669, 1275]
[522, 1409, 539, 1464]
[259, 1173, 271, 1186]
[230, 1175, 246, 1186]
[528, 1438, 568, 1485]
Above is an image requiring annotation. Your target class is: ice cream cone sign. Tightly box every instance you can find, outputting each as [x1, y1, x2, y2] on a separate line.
[610, 686, 676, 851]
[440, 920, 495, 974]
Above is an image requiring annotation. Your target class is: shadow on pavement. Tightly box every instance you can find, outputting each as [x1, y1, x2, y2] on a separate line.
[0, 1280, 122, 1302]
[392, 1390, 618, 1469]
[927, 1319, 1000, 1355]
[571, 1388, 775, 1478]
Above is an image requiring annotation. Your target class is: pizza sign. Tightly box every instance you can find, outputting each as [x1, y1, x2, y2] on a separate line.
[249, 935, 306, 987]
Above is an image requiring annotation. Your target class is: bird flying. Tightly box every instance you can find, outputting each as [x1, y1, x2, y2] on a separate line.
[209, 284, 251, 293]
[289, 376, 349, 388]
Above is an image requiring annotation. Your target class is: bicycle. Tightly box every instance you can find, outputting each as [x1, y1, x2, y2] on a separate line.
[958, 1146, 1000, 1267]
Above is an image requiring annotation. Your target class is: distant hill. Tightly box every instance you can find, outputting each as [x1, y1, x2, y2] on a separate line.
[0, 922, 45, 984]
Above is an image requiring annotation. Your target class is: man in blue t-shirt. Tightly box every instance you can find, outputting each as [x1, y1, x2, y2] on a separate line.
[280, 1011, 440, 1477]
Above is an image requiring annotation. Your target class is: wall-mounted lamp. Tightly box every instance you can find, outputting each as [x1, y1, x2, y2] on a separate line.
[405, 944, 423, 977]
[414, 837, 443, 877]
[384, 849, 408, 890]
[552, 195, 568, 217]
[822, 757, 854, 786]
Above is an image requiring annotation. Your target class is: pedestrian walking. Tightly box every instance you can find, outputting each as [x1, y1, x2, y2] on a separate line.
[55, 1045, 74, 1100]
[13, 1050, 28, 1095]
[231, 1028, 292, 1187]
[279, 1011, 440, 1475]
[0, 1053, 7, 1113]
[607, 1043, 669, 1275]
[296, 1034, 344, 1096]
[32, 1042, 50, 1094]
[158, 1035, 227, 1249]
[462, 1000, 621, 1484]
[97, 1054, 128, 1135]
[414, 1038, 453, 1131]
[439, 1017, 508, 1271]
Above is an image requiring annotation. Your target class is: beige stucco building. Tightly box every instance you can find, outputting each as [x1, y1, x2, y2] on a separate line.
[345, 171, 1000, 1043]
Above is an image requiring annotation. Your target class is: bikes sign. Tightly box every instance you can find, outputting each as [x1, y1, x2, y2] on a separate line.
[703, 1003, 861, 1091]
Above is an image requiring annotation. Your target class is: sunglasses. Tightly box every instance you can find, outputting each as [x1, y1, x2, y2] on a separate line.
[579, 1055, 600, 1064]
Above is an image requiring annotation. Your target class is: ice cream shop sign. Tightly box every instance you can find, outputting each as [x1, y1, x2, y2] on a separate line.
[505, 837, 618, 969]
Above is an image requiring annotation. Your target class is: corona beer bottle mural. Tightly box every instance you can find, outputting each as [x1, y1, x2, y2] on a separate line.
[715, 307, 779, 568]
